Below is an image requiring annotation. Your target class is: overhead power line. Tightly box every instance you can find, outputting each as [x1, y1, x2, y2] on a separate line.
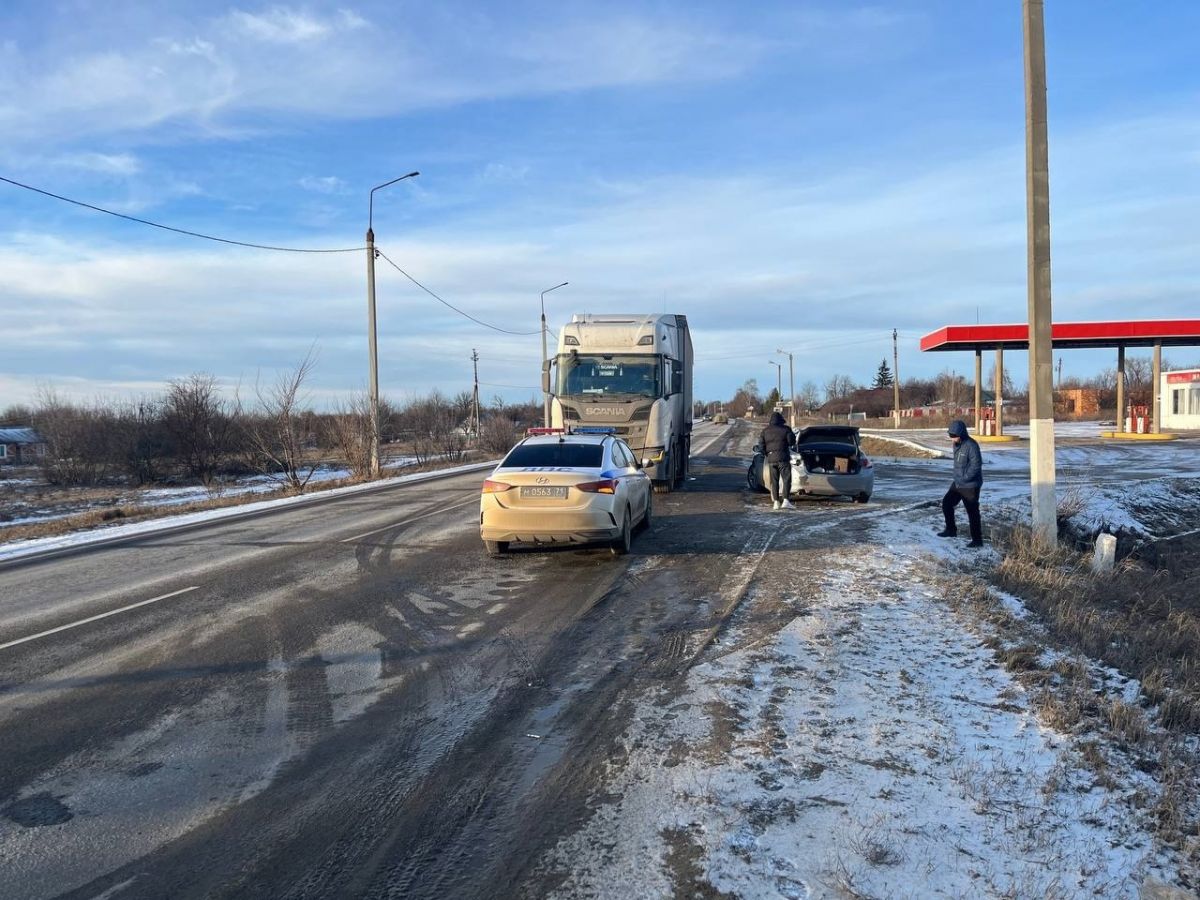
[0, 174, 364, 253]
[374, 248, 540, 337]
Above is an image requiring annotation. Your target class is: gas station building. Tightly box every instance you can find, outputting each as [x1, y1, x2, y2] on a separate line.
[920, 319, 1200, 438]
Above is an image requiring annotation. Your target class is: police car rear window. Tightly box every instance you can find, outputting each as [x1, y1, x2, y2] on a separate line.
[503, 444, 604, 467]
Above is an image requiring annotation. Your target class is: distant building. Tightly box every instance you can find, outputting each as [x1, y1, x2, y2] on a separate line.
[1161, 369, 1200, 430]
[0, 427, 46, 465]
[1054, 388, 1101, 417]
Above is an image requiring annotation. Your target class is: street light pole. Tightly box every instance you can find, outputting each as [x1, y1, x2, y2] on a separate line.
[366, 171, 419, 478]
[540, 281, 568, 427]
[776, 349, 794, 427]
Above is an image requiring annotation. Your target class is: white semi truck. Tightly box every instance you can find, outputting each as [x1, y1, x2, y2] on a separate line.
[544, 313, 693, 492]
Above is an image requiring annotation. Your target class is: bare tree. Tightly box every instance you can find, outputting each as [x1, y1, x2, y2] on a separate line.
[32, 388, 108, 485]
[798, 380, 821, 414]
[726, 379, 761, 418]
[823, 374, 857, 404]
[479, 414, 519, 455]
[934, 369, 970, 408]
[241, 351, 320, 492]
[163, 373, 234, 485]
[109, 397, 170, 485]
[324, 392, 374, 480]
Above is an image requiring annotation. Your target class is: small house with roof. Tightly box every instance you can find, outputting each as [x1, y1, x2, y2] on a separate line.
[0, 427, 46, 465]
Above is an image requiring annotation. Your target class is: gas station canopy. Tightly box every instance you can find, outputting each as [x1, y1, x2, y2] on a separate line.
[920, 320, 1200, 352]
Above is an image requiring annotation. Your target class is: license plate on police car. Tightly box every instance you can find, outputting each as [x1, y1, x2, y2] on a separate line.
[521, 486, 569, 498]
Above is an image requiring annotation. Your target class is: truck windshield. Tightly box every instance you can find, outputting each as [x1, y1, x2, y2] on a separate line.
[556, 354, 662, 399]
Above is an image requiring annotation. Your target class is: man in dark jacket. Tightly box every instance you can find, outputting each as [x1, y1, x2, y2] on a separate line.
[759, 411, 796, 510]
[940, 419, 984, 547]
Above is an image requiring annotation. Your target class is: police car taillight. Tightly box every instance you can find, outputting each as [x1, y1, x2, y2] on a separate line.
[576, 478, 618, 494]
[482, 479, 514, 493]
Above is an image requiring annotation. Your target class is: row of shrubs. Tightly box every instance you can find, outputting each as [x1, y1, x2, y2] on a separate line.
[2, 373, 540, 490]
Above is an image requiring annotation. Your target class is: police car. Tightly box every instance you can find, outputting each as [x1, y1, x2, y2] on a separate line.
[480, 427, 652, 556]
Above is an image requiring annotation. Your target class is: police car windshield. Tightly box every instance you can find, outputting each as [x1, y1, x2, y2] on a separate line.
[503, 443, 604, 468]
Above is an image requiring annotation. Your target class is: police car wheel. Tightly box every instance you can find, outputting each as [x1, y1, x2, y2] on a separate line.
[611, 511, 632, 556]
[485, 540, 509, 556]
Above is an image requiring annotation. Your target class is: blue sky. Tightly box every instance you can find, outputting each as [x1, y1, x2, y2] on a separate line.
[2, 1, 1198, 409]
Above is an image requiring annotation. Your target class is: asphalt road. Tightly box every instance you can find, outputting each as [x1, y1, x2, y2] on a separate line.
[3, 421, 1197, 899]
[0, 422, 769, 899]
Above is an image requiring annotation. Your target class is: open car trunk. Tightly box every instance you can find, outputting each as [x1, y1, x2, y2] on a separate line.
[796, 442, 863, 475]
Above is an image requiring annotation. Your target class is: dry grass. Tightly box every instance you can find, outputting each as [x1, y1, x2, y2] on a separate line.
[938, 527, 1200, 869]
[992, 526, 1200, 737]
[858, 435, 941, 459]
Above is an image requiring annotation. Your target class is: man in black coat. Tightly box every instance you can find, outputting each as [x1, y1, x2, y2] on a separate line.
[759, 411, 796, 510]
[939, 419, 984, 547]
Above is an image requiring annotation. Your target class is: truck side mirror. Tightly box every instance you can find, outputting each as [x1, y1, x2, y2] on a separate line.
[672, 369, 683, 395]
[541, 360, 551, 393]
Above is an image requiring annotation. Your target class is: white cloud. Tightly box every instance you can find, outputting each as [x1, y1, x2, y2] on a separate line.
[299, 175, 347, 194]
[226, 6, 364, 44]
[51, 152, 142, 176]
[0, 6, 775, 146]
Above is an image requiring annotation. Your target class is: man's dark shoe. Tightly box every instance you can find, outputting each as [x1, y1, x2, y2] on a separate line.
[936, 529, 957, 538]
[967, 539, 984, 548]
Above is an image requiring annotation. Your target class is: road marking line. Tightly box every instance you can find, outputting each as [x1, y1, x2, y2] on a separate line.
[0, 586, 201, 652]
[339, 496, 479, 543]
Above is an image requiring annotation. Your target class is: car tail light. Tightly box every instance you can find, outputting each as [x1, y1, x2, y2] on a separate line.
[860, 456, 872, 468]
[481, 479, 514, 493]
[576, 478, 618, 494]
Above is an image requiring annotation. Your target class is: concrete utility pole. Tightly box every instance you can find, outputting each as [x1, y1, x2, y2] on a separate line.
[892, 329, 901, 429]
[540, 282, 568, 427]
[776, 349, 795, 427]
[470, 349, 481, 440]
[1023, 0, 1057, 544]
[366, 171, 419, 478]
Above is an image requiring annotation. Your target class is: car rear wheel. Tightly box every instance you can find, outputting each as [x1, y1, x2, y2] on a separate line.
[485, 539, 509, 556]
[854, 492, 871, 504]
[611, 510, 633, 555]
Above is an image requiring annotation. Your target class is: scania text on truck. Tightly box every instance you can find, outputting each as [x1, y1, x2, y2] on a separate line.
[543, 313, 693, 492]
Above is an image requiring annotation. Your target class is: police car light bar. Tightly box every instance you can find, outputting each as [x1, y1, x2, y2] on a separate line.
[525, 427, 567, 436]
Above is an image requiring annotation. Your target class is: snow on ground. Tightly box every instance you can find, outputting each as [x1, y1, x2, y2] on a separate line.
[543, 524, 1179, 898]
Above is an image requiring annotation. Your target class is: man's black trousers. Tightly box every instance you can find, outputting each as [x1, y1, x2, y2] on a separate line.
[942, 484, 982, 542]
[768, 461, 792, 503]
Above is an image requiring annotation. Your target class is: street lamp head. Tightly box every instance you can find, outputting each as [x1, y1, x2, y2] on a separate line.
[540, 281, 569, 315]
[368, 171, 421, 231]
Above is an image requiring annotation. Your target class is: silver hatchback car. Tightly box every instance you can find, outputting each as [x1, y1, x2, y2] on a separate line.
[748, 425, 874, 503]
